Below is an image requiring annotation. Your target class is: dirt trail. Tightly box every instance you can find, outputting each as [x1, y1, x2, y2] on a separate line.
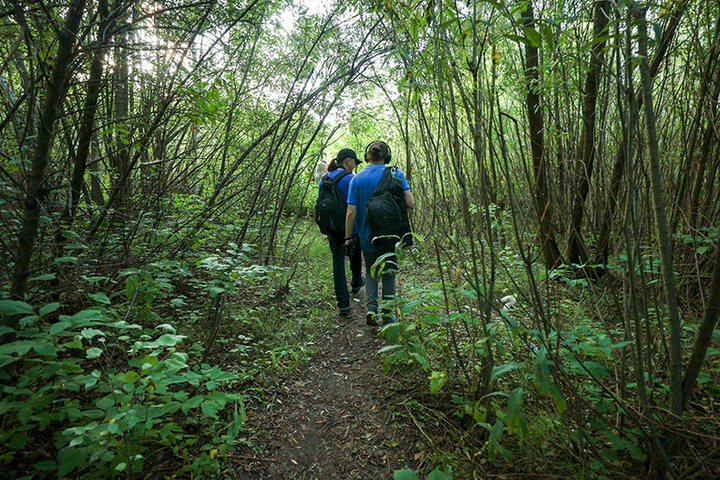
[234, 297, 421, 480]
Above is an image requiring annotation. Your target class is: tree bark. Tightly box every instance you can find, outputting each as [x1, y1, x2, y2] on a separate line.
[8, 0, 87, 323]
[689, 39, 720, 229]
[566, 0, 610, 267]
[638, 10, 683, 416]
[65, 0, 112, 222]
[111, 0, 132, 208]
[521, 0, 562, 269]
[596, 0, 693, 264]
[682, 239, 720, 408]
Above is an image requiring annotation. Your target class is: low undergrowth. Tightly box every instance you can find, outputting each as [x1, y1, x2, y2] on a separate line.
[375, 237, 720, 480]
[0, 225, 334, 479]
[2, 216, 719, 480]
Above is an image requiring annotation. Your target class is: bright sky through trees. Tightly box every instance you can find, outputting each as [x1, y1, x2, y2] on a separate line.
[280, 0, 331, 32]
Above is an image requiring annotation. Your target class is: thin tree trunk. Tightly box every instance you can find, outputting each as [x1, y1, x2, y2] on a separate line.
[566, 0, 610, 267]
[521, 0, 562, 269]
[671, 9, 720, 234]
[111, 0, 132, 208]
[682, 239, 720, 408]
[689, 46, 720, 229]
[596, 0, 693, 264]
[64, 0, 111, 223]
[638, 9, 683, 416]
[8, 0, 87, 322]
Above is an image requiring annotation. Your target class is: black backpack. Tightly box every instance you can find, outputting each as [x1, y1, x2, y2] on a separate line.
[366, 167, 413, 253]
[315, 170, 350, 239]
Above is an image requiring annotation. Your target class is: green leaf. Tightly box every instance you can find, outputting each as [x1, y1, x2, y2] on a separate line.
[429, 371, 448, 394]
[0, 341, 34, 357]
[33, 342, 58, 357]
[182, 395, 205, 413]
[117, 371, 140, 384]
[170, 298, 186, 307]
[583, 361, 609, 378]
[0, 300, 33, 316]
[97, 397, 114, 410]
[125, 275, 139, 299]
[505, 388, 524, 436]
[30, 273, 57, 282]
[82, 372, 99, 389]
[549, 383, 567, 414]
[82, 328, 105, 339]
[54, 256, 78, 263]
[67, 308, 106, 324]
[491, 361, 524, 382]
[410, 351, 430, 371]
[394, 469, 421, 480]
[541, 23, 555, 48]
[86, 348, 103, 359]
[155, 334, 185, 346]
[534, 348, 551, 395]
[505, 33, 532, 47]
[523, 27, 542, 47]
[39, 302, 61, 316]
[488, 420, 505, 462]
[201, 399, 221, 418]
[209, 286, 226, 298]
[500, 309, 519, 337]
[58, 446, 87, 477]
[9, 432, 29, 449]
[378, 344, 403, 355]
[89, 292, 111, 304]
[33, 461, 57, 472]
[19, 315, 40, 327]
[50, 320, 72, 336]
[427, 468, 453, 480]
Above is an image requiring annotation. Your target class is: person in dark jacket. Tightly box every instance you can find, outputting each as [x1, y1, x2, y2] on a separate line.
[319, 148, 364, 317]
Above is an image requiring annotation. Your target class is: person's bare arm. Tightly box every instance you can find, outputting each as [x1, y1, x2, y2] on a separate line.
[404, 190, 415, 210]
[345, 205, 357, 246]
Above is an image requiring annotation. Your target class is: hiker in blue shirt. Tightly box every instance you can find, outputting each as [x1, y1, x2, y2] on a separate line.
[319, 148, 364, 317]
[344, 141, 414, 326]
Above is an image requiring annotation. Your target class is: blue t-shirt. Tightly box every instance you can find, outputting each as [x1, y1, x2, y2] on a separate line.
[347, 164, 411, 252]
[317, 168, 353, 200]
[318, 168, 356, 234]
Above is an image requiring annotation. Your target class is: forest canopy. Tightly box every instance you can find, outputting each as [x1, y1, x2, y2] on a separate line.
[1, 0, 719, 478]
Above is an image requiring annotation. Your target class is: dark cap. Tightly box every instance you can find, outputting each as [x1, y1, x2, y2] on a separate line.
[337, 148, 361, 163]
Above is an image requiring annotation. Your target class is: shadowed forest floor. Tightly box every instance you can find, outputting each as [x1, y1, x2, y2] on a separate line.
[232, 290, 424, 480]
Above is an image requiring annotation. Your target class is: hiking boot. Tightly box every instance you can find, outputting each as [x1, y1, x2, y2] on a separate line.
[382, 315, 396, 326]
[339, 308, 351, 318]
[366, 311, 379, 326]
[351, 277, 365, 295]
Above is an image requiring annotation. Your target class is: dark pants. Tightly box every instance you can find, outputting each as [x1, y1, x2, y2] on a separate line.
[363, 250, 397, 321]
[328, 235, 363, 312]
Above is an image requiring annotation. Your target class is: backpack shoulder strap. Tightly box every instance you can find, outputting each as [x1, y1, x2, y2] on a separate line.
[373, 167, 395, 194]
[326, 169, 350, 185]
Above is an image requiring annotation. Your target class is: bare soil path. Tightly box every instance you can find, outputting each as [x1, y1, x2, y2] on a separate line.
[233, 296, 423, 480]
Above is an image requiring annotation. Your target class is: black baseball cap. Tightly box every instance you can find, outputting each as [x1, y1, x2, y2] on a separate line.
[337, 148, 361, 163]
